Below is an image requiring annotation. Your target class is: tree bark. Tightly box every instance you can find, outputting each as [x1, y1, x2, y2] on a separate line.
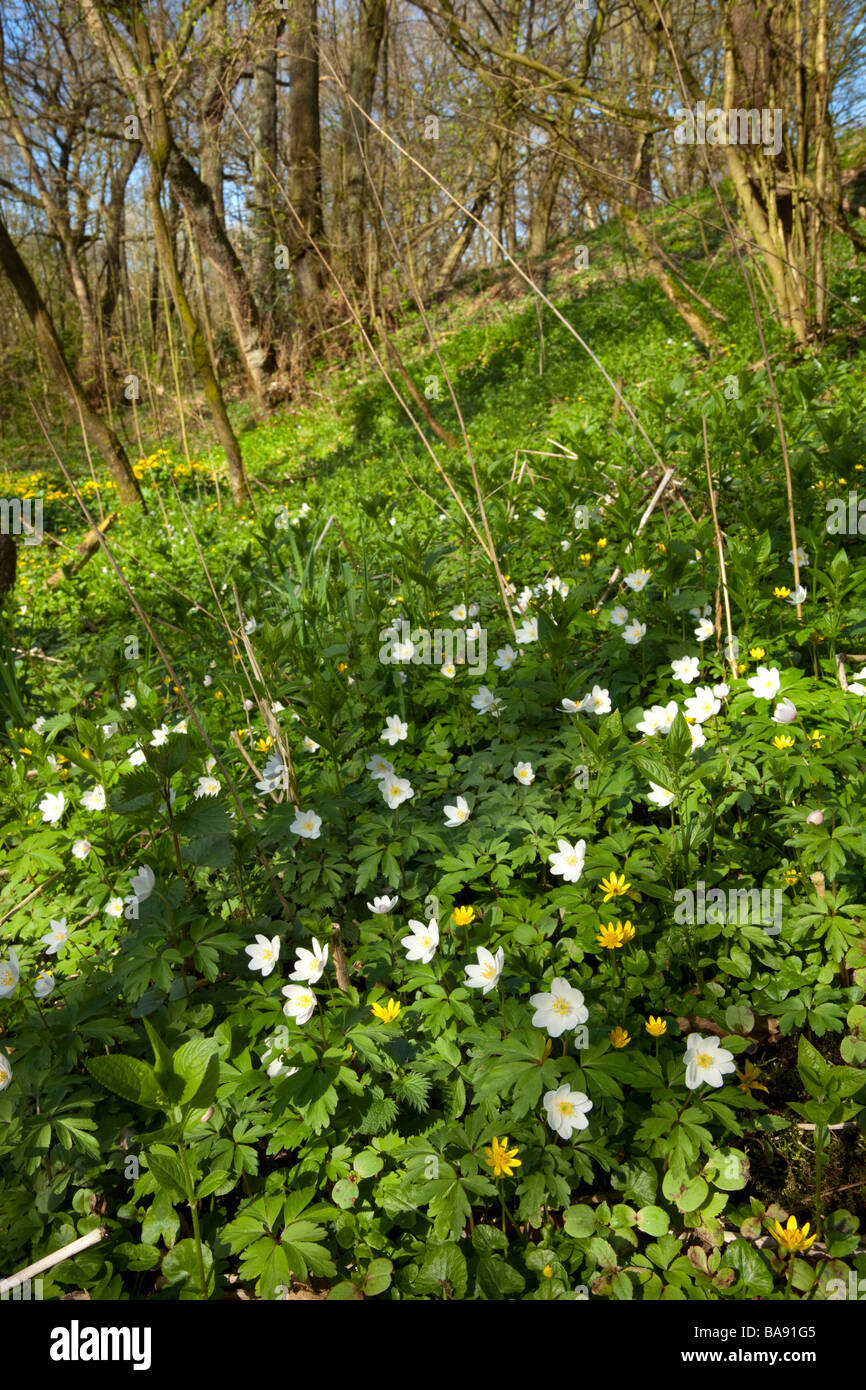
[285, 0, 327, 313]
[338, 0, 387, 299]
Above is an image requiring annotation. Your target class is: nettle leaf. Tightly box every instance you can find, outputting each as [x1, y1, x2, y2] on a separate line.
[85, 1054, 162, 1110]
[181, 833, 235, 868]
[111, 769, 162, 815]
[173, 801, 235, 838]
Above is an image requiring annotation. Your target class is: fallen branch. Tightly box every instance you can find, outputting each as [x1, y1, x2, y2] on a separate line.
[1, 1225, 108, 1296]
[46, 513, 116, 588]
[597, 465, 676, 607]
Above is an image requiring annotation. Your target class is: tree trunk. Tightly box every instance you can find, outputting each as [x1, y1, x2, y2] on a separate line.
[78, 0, 278, 409]
[338, 0, 387, 299]
[286, 0, 328, 313]
[0, 211, 142, 506]
[251, 11, 285, 329]
[99, 141, 140, 369]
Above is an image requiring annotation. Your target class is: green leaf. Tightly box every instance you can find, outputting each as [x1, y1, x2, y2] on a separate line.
[703, 1147, 751, 1191]
[173, 801, 235, 838]
[173, 1037, 220, 1107]
[181, 834, 235, 868]
[416, 1243, 468, 1299]
[327, 1281, 364, 1300]
[722, 1237, 773, 1297]
[161, 1238, 214, 1299]
[475, 1255, 526, 1298]
[363, 1259, 393, 1297]
[147, 1145, 188, 1201]
[196, 1171, 234, 1202]
[667, 711, 692, 762]
[353, 1149, 384, 1179]
[662, 1168, 709, 1212]
[797, 1035, 832, 1099]
[564, 1204, 597, 1238]
[110, 769, 162, 814]
[114, 1242, 162, 1272]
[471, 1224, 509, 1255]
[637, 1205, 670, 1236]
[332, 1178, 359, 1208]
[85, 1054, 162, 1110]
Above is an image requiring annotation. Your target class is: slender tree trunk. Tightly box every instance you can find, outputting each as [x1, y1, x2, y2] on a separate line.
[286, 0, 327, 314]
[99, 141, 140, 368]
[338, 0, 387, 299]
[0, 211, 142, 505]
[251, 11, 284, 328]
[79, 0, 277, 409]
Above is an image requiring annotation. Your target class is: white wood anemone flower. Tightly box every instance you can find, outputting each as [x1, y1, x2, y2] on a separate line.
[683, 1033, 736, 1089]
[464, 945, 504, 994]
[530, 979, 588, 1038]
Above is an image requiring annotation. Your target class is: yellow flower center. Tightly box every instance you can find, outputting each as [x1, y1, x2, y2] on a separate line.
[552, 999, 570, 1015]
[697, 1052, 713, 1069]
[558, 1101, 573, 1115]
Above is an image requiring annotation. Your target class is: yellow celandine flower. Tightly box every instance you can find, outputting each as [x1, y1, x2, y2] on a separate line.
[600, 871, 631, 901]
[772, 734, 795, 751]
[587, 607, 599, 617]
[645, 1016, 667, 1037]
[771, 1215, 817, 1254]
[809, 731, 823, 748]
[370, 998, 402, 1023]
[609, 1026, 631, 1048]
[579, 552, 592, 565]
[596, 920, 634, 949]
[737, 662, 748, 674]
[484, 1135, 522, 1179]
[452, 905, 475, 926]
[749, 647, 766, 659]
[657, 541, 667, 553]
[597, 538, 607, 548]
[783, 868, 799, 886]
[542, 1264, 554, 1278]
[736, 1060, 769, 1096]
[774, 586, 791, 599]
[255, 737, 273, 752]
[337, 662, 348, 673]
